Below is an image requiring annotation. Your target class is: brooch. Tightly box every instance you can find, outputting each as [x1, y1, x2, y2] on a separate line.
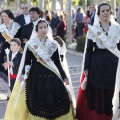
[33, 44, 38, 49]
[97, 31, 101, 36]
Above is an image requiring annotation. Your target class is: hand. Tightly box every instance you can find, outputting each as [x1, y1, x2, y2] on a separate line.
[84, 70, 88, 76]
[23, 38, 28, 43]
[64, 78, 69, 85]
[3, 62, 9, 69]
[9, 61, 14, 67]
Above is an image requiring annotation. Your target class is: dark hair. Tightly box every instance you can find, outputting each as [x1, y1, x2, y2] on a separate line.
[97, 3, 112, 15]
[116, 8, 118, 12]
[10, 38, 21, 46]
[2, 10, 14, 20]
[77, 8, 81, 12]
[29, 7, 41, 17]
[86, 10, 90, 17]
[60, 15, 64, 20]
[45, 10, 48, 15]
[54, 36, 63, 47]
[35, 20, 48, 32]
[46, 15, 51, 22]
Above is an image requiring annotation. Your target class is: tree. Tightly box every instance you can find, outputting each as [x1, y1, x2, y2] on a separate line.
[116, 0, 120, 7]
[72, 0, 90, 6]
[8, 0, 14, 4]
[72, 0, 80, 5]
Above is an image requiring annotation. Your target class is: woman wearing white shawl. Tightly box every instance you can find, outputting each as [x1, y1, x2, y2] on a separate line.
[76, 3, 120, 120]
[54, 36, 76, 108]
[4, 19, 75, 120]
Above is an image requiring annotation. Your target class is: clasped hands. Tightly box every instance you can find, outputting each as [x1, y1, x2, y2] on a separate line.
[3, 61, 14, 69]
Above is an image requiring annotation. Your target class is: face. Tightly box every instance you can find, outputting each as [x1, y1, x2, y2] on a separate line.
[54, 13, 58, 18]
[30, 11, 40, 22]
[21, 4, 29, 15]
[90, 4, 95, 12]
[37, 22, 48, 38]
[1, 12, 11, 23]
[51, 11, 54, 17]
[99, 5, 110, 21]
[15, 10, 22, 17]
[10, 42, 20, 53]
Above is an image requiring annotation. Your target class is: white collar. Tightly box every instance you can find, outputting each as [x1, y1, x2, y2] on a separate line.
[12, 51, 18, 55]
[24, 14, 30, 17]
[33, 19, 40, 26]
[11, 51, 18, 60]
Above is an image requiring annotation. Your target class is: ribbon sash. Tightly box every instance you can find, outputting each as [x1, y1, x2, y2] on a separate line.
[1, 30, 12, 43]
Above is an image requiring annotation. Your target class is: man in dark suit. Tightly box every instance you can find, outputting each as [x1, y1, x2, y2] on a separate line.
[20, 7, 41, 48]
[90, 3, 96, 25]
[14, 2, 31, 27]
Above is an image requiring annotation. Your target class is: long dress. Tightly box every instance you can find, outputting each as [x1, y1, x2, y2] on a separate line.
[76, 22, 120, 120]
[0, 22, 21, 82]
[4, 36, 75, 120]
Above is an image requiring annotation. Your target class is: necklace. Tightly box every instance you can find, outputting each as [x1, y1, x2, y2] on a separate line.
[37, 35, 47, 50]
[40, 39, 47, 50]
[100, 21, 111, 35]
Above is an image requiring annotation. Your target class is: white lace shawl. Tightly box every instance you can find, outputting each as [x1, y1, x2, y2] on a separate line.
[87, 22, 120, 49]
[0, 22, 20, 38]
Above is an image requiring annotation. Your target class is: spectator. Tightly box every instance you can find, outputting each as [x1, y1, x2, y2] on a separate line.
[51, 12, 60, 36]
[56, 15, 66, 42]
[90, 3, 96, 25]
[14, 2, 30, 26]
[83, 10, 90, 34]
[14, 9, 22, 17]
[75, 7, 84, 37]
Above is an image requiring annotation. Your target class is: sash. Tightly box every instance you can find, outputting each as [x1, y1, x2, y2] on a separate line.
[0, 27, 12, 43]
[27, 40, 61, 79]
[88, 25, 120, 120]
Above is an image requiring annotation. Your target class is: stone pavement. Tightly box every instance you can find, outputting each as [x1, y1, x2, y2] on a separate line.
[0, 78, 8, 120]
[0, 49, 83, 119]
[67, 49, 83, 56]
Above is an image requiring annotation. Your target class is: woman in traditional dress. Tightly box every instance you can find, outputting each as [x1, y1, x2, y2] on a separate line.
[76, 3, 120, 120]
[0, 10, 21, 82]
[4, 19, 75, 120]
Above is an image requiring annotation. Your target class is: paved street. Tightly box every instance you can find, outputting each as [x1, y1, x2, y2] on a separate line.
[66, 49, 83, 99]
[0, 49, 83, 119]
[0, 79, 8, 120]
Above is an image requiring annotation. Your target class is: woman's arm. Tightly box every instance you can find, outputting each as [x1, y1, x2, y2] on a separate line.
[51, 48, 68, 81]
[84, 39, 94, 75]
[25, 48, 34, 65]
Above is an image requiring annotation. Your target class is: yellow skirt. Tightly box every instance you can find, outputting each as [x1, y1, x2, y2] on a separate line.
[4, 80, 75, 120]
